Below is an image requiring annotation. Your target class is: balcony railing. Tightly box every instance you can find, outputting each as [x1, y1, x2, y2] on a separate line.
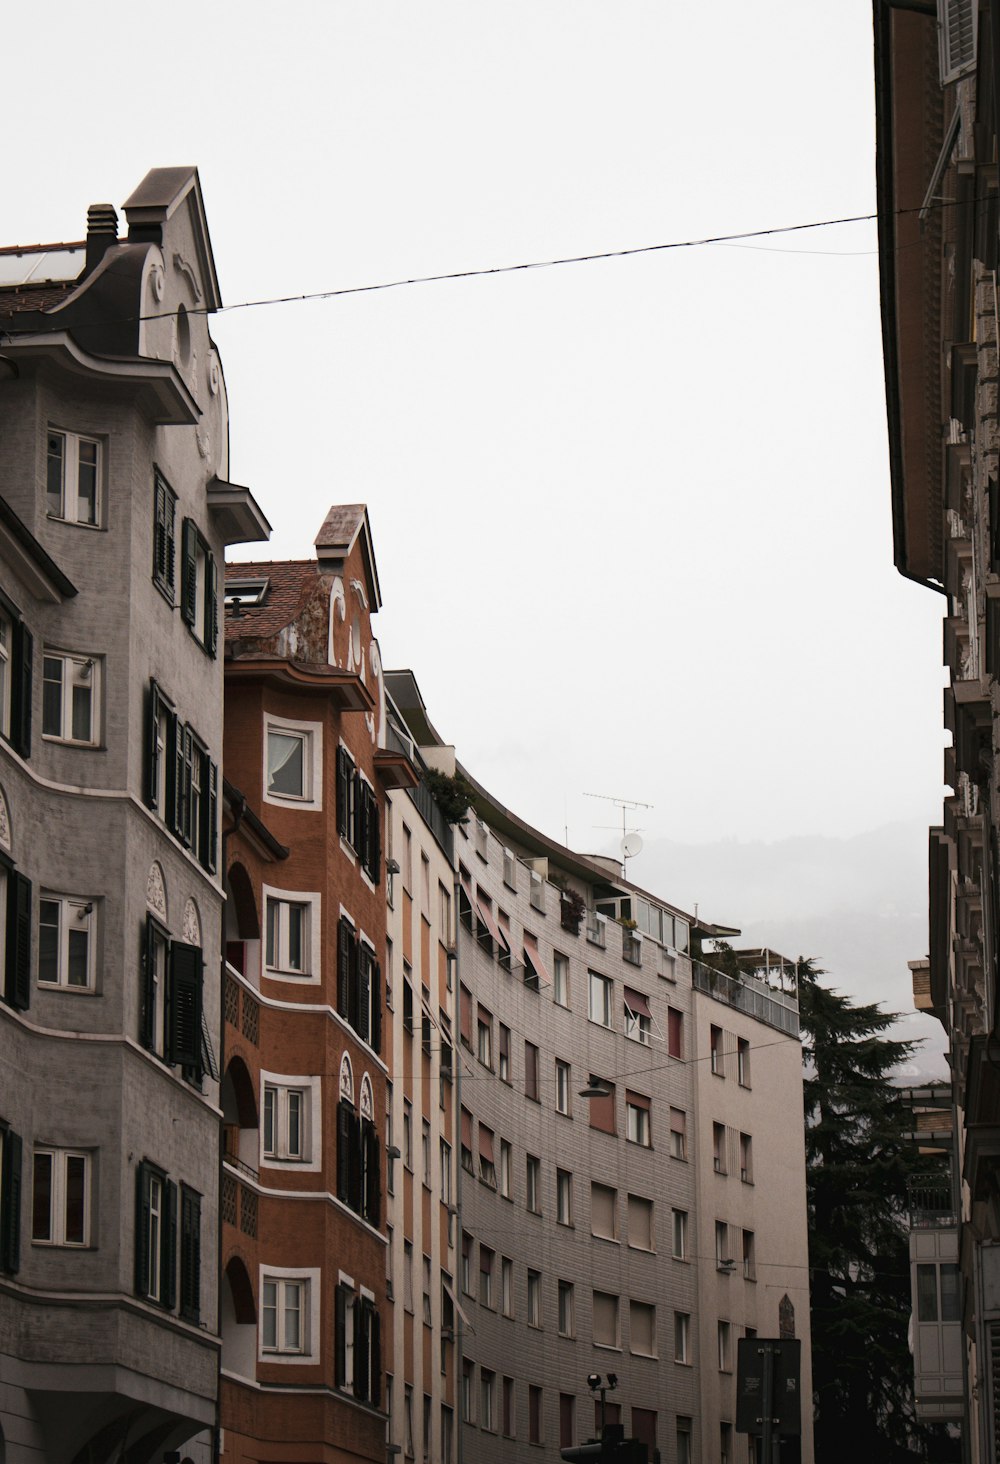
[907, 1179, 956, 1228]
[586, 918, 606, 949]
[623, 930, 642, 966]
[692, 960, 799, 1037]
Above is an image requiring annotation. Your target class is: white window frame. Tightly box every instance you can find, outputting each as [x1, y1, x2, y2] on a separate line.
[527, 1269, 541, 1327]
[499, 1139, 512, 1199]
[526, 1154, 541, 1214]
[263, 713, 323, 810]
[261, 1072, 321, 1171]
[42, 650, 100, 747]
[674, 1311, 690, 1364]
[626, 1098, 651, 1148]
[553, 951, 569, 1007]
[37, 894, 96, 990]
[555, 1059, 571, 1115]
[261, 885, 321, 984]
[501, 1256, 513, 1317]
[588, 970, 613, 1028]
[47, 428, 102, 527]
[672, 1208, 687, 1260]
[556, 1168, 573, 1226]
[31, 1147, 91, 1246]
[258, 1266, 320, 1362]
[558, 1279, 575, 1337]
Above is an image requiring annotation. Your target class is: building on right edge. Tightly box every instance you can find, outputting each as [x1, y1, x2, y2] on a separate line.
[875, 1, 1000, 1455]
[386, 672, 813, 1464]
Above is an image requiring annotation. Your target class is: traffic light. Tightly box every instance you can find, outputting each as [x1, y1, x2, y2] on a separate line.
[561, 1436, 648, 1464]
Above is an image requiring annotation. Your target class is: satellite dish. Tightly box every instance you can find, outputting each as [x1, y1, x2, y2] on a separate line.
[621, 833, 643, 859]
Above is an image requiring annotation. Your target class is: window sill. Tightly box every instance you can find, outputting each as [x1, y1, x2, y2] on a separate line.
[37, 983, 98, 996]
[593, 1343, 622, 1354]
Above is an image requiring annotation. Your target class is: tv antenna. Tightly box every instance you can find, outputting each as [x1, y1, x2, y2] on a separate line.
[584, 791, 653, 874]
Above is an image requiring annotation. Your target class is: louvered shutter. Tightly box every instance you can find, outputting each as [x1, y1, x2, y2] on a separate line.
[940, 0, 977, 84]
[180, 1186, 201, 1322]
[369, 789, 381, 885]
[337, 1100, 352, 1202]
[348, 1109, 363, 1212]
[153, 474, 167, 585]
[364, 1121, 381, 1226]
[371, 960, 382, 1054]
[13, 622, 31, 758]
[358, 946, 371, 1044]
[6, 873, 31, 1011]
[140, 916, 157, 1049]
[370, 1306, 382, 1406]
[161, 1179, 177, 1310]
[135, 1163, 151, 1296]
[181, 519, 198, 627]
[336, 747, 351, 839]
[350, 769, 361, 850]
[167, 942, 203, 1069]
[206, 552, 219, 655]
[202, 759, 219, 873]
[348, 930, 360, 1034]
[1, 1129, 22, 1274]
[358, 781, 370, 866]
[145, 681, 161, 809]
[337, 918, 352, 1019]
[335, 1282, 349, 1387]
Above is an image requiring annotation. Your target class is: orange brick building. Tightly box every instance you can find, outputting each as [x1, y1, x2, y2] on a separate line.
[218, 506, 415, 1463]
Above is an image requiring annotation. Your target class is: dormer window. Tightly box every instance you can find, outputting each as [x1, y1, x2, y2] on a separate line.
[224, 577, 269, 610]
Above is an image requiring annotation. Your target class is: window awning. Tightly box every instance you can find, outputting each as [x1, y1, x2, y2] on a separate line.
[523, 933, 551, 987]
[627, 1089, 651, 1112]
[443, 1278, 475, 1333]
[479, 1125, 495, 1164]
[461, 1108, 473, 1149]
[475, 892, 505, 949]
[624, 986, 652, 1020]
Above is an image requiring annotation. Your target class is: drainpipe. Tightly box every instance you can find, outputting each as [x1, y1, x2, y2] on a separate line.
[213, 796, 246, 1464]
[451, 872, 464, 1464]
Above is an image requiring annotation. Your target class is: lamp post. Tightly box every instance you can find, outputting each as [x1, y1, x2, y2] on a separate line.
[587, 1371, 618, 1440]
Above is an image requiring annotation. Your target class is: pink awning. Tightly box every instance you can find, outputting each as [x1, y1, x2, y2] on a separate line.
[523, 932, 550, 987]
[624, 986, 652, 1020]
[475, 892, 505, 949]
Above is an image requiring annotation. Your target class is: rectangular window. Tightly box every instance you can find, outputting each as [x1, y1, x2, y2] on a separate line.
[589, 970, 613, 1027]
[0, 598, 31, 758]
[555, 1059, 571, 1115]
[738, 1037, 751, 1087]
[498, 1023, 511, 1082]
[558, 1279, 574, 1337]
[721, 1422, 732, 1464]
[179, 1184, 201, 1323]
[592, 1182, 617, 1241]
[38, 895, 94, 989]
[461, 1232, 473, 1295]
[588, 1077, 616, 1135]
[593, 1290, 619, 1348]
[673, 1208, 688, 1260]
[499, 1139, 512, 1199]
[266, 897, 309, 975]
[529, 1384, 542, 1445]
[42, 651, 98, 746]
[478, 1124, 497, 1188]
[460, 1106, 473, 1175]
[667, 1007, 683, 1058]
[180, 518, 219, 654]
[135, 1161, 174, 1307]
[263, 1276, 305, 1353]
[713, 1122, 727, 1174]
[557, 1168, 573, 1226]
[560, 1394, 575, 1450]
[440, 1139, 452, 1204]
[711, 1024, 723, 1074]
[504, 1377, 516, 1437]
[422, 1119, 431, 1186]
[670, 1107, 687, 1161]
[47, 430, 101, 526]
[674, 1312, 690, 1363]
[526, 1154, 541, 1214]
[403, 1100, 413, 1170]
[481, 1369, 496, 1432]
[740, 1132, 753, 1183]
[152, 469, 177, 599]
[716, 1221, 731, 1267]
[626, 1091, 651, 1147]
[524, 1040, 539, 1101]
[403, 1240, 414, 1311]
[501, 1256, 513, 1316]
[527, 1268, 541, 1327]
[268, 729, 306, 800]
[627, 1193, 654, 1252]
[630, 1300, 656, 1357]
[32, 1148, 89, 1245]
[479, 1245, 494, 1309]
[677, 1416, 692, 1464]
[263, 1083, 308, 1162]
[477, 1004, 493, 1068]
[742, 1229, 756, 1280]
[553, 951, 569, 1006]
[718, 1319, 732, 1371]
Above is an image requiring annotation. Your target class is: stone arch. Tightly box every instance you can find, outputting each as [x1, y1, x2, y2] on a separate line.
[222, 1055, 258, 1131]
[183, 897, 201, 947]
[340, 1052, 354, 1105]
[225, 1252, 257, 1324]
[225, 860, 260, 941]
[146, 860, 167, 920]
[360, 1073, 374, 1122]
[222, 1252, 257, 1381]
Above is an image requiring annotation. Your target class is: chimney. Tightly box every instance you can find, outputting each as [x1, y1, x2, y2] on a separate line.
[85, 203, 119, 275]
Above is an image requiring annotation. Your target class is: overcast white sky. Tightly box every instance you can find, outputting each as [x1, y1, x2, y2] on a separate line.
[5, 3, 947, 991]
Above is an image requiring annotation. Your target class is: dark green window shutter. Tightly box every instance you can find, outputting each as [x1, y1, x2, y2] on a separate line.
[347, 930, 360, 1034]
[357, 946, 371, 1045]
[167, 943, 203, 1069]
[337, 1100, 352, 1202]
[6, 873, 31, 1011]
[180, 1185, 201, 1322]
[140, 916, 157, 1049]
[153, 472, 176, 597]
[161, 1179, 177, 1310]
[350, 770, 361, 850]
[369, 787, 381, 886]
[12, 622, 31, 759]
[145, 681, 161, 810]
[202, 758, 218, 873]
[371, 960, 382, 1055]
[180, 519, 198, 628]
[0, 1129, 22, 1274]
[337, 918, 352, 1020]
[348, 1109, 363, 1213]
[363, 1119, 381, 1227]
[134, 1162, 151, 1296]
[370, 1304, 382, 1406]
[336, 747, 351, 840]
[206, 552, 219, 655]
[354, 1293, 368, 1399]
[175, 725, 195, 846]
[335, 1282, 349, 1387]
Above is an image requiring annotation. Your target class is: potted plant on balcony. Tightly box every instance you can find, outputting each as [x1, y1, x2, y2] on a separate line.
[423, 768, 476, 825]
[559, 887, 587, 934]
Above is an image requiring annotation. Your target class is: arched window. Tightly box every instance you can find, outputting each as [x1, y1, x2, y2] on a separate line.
[339, 1052, 354, 1105]
[360, 1074, 374, 1122]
